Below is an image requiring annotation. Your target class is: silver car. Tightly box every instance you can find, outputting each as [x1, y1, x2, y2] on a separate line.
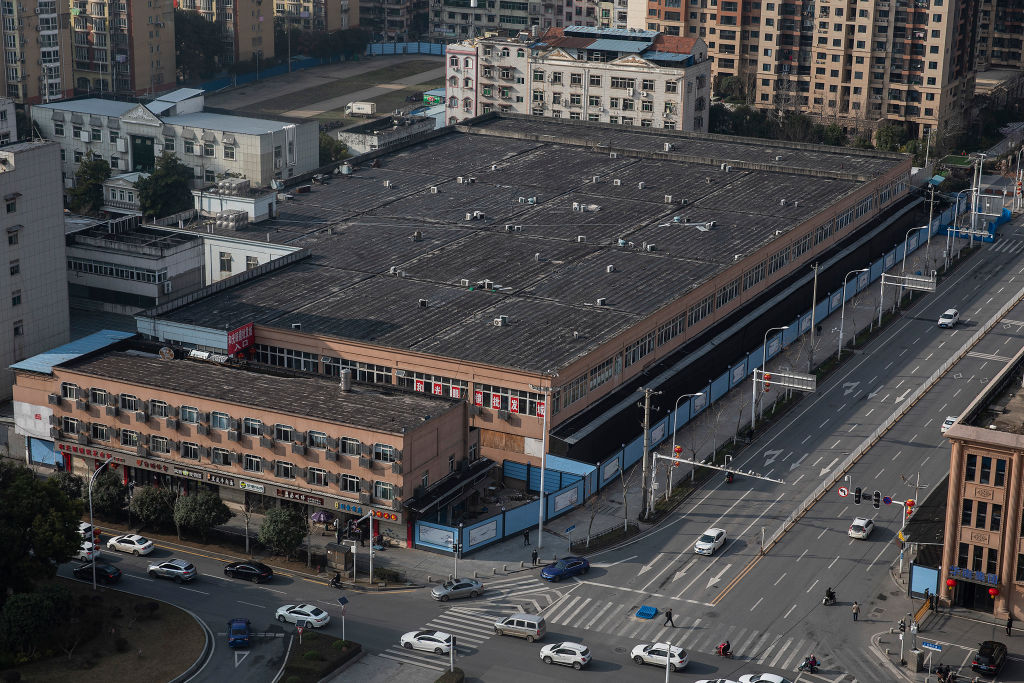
[430, 577, 484, 601]
[147, 558, 198, 583]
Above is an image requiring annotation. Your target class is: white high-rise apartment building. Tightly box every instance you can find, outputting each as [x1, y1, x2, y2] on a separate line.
[0, 142, 70, 398]
[446, 26, 711, 131]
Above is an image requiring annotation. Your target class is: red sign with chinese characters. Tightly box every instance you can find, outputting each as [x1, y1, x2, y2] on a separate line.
[450, 386, 462, 399]
[490, 394, 501, 409]
[432, 382, 443, 396]
[227, 322, 254, 355]
[474, 390, 483, 406]
[509, 397, 520, 413]
[537, 401, 546, 418]
[415, 379, 425, 392]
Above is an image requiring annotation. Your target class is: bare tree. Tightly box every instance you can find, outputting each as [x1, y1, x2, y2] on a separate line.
[583, 485, 605, 548]
[618, 462, 640, 532]
[241, 497, 255, 556]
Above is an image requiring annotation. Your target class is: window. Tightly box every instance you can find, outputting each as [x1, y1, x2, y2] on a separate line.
[110, 131, 119, 145]
[309, 430, 328, 449]
[340, 437, 360, 455]
[254, 344, 318, 373]
[657, 312, 686, 346]
[244, 453, 262, 472]
[61, 382, 80, 400]
[589, 357, 615, 390]
[373, 444, 397, 462]
[994, 459, 1006, 486]
[275, 461, 294, 478]
[589, 74, 601, 86]
[210, 411, 230, 430]
[340, 473, 359, 492]
[184, 140, 195, 155]
[561, 375, 587, 408]
[979, 456, 992, 484]
[274, 424, 294, 442]
[13, 319, 22, 337]
[623, 331, 655, 368]
[961, 499, 973, 526]
[91, 128, 102, 142]
[7, 230, 16, 246]
[224, 145, 235, 160]
[119, 394, 140, 411]
[164, 137, 175, 152]
[716, 278, 740, 308]
[54, 121, 64, 136]
[246, 256, 258, 270]
[151, 435, 170, 453]
[688, 294, 714, 326]
[203, 143, 214, 157]
[991, 504, 1002, 532]
[91, 423, 109, 441]
[987, 548, 999, 575]
[308, 467, 328, 486]
[121, 429, 139, 447]
[973, 545, 984, 571]
[242, 417, 262, 436]
[9, 259, 18, 275]
[90, 388, 107, 405]
[665, 81, 678, 93]
[180, 406, 199, 423]
[373, 480, 396, 500]
[150, 400, 169, 418]
[62, 416, 78, 434]
[976, 501, 988, 529]
[181, 442, 200, 460]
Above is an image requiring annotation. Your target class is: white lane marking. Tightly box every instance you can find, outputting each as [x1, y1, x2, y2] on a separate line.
[848, 424, 857, 432]
[591, 555, 638, 569]
[783, 604, 797, 619]
[911, 365, 920, 374]
[237, 600, 265, 608]
[827, 555, 840, 569]
[820, 419, 830, 428]
[892, 449, 902, 462]
[181, 587, 209, 595]
[874, 468, 885, 479]
[817, 528, 828, 540]
[796, 549, 808, 562]
[802, 434, 812, 444]
[750, 597, 763, 612]
[773, 572, 788, 587]
[830, 439, 841, 449]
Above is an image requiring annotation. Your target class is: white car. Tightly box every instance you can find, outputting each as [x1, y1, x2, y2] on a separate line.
[106, 534, 154, 556]
[938, 309, 960, 328]
[539, 642, 591, 670]
[694, 527, 727, 555]
[73, 542, 99, 562]
[739, 674, 796, 683]
[696, 679, 741, 683]
[400, 630, 452, 655]
[941, 416, 958, 434]
[275, 603, 330, 628]
[630, 642, 688, 671]
[848, 516, 875, 540]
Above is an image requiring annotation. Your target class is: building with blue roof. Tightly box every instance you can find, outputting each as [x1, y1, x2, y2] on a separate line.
[30, 88, 319, 190]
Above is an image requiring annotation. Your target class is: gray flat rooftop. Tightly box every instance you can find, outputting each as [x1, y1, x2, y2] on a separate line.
[162, 112, 304, 135]
[152, 116, 908, 374]
[62, 346, 456, 434]
[32, 99, 137, 118]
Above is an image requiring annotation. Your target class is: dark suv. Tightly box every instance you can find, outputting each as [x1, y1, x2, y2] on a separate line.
[972, 640, 1007, 675]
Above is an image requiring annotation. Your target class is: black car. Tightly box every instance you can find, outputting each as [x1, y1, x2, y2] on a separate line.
[224, 560, 274, 583]
[972, 640, 1007, 675]
[72, 562, 122, 584]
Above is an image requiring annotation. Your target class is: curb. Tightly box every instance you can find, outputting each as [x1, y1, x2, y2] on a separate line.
[175, 605, 215, 683]
[318, 647, 365, 683]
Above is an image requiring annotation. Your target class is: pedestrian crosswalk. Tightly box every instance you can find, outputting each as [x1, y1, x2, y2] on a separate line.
[377, 606, 497, 672]
[473, 573, 566, 613]
[987, 238, 1024, 254]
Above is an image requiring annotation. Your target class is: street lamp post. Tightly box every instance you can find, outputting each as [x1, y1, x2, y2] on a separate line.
[88, 458, 113, 591]
[896, 226, 921, 311]
[529, 384, 552, 550]
[668, 392, 704, 500]
[752, 326, 788, 431]
[837, 269, 868, 361]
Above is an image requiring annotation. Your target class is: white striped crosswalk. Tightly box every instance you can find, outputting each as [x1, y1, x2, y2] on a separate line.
[987, 238, 1024, 254]
[377, 607, 497, 672]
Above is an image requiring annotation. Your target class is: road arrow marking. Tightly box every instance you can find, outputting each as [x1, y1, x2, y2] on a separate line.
[638, 553, 670, 576]
[867, 386, 882, 400]
[842, 381, 860, 396]
[819, 457, 839, 477]
[706, 563, 732, 590]
[790, 453, 808, 471]
[673, 558, 698, 582]
[763, 449, 783, 466]
[894, 388, 911, 403]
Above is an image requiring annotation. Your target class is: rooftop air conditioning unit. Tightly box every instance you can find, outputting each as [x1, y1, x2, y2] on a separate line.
[430, 186, 438, 193]
[638, 181, 645, 189]
[460, 278, 470, 286]
[577, 235, 586, 242]
[596, 297, 607, 306]
[457, 176, 464, 183]
[606, 265, 615, 273]
[626, 87, 634, 96]
[613, 179, 621, 186]
[592, 175, 600, 183]
[645, 243, 656, 252]
[664, 195, 673, 203]
[664, 143, 673, 152]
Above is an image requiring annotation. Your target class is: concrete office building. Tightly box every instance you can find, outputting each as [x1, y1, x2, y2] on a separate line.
[638, 0, 980, 138]
[30, 88, 318, 189]
[941, 345, 1024, 618]
[446, 26, 711, 131]
[0, 142, 70, 398]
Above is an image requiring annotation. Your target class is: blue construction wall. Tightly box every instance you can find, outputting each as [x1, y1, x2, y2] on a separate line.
[367, 42, 446, 56]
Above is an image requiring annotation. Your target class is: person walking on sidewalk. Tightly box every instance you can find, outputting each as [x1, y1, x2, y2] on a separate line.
[1007, 614, 1014, 636]
[664, 609, 675, 627]
[852, 602, 860, 621]
[531, 548, 538, 566]
[523, 528, 530, 547]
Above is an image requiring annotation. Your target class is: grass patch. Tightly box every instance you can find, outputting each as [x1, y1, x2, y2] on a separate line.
[941, 154, 971, 167]
[252, 60, 441, 115]
[7, 579, 204, 682]
[281, 631, 361, 682]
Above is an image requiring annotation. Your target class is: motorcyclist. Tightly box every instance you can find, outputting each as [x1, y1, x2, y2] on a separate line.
[329, 572, 341, 588]
[825, 587, 836, 604]
[726, 471, 735, 483]
[716, 641, 731, 656]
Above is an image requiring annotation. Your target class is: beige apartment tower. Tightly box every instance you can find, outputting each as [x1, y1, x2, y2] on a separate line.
[176, 0, 277, 65]
[1, 0, 74, 104]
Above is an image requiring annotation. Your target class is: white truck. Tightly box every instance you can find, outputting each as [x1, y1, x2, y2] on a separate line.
[345, 101, 377, 117]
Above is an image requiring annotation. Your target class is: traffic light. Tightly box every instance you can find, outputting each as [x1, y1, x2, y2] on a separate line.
[898, 619, 906, 633]
[763, 373, 772, 392]
[93, 528, 102, 546]
[854, 487, 862, 504]
[1017, 181, 1022, 196]
[872, 491, 881, 509]
[905, 499, 915, 517]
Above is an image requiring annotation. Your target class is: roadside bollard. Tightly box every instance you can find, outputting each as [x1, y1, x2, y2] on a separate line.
[503, 564, 508, 572]
[520, 561, 524, 568]
[473, 570, 478, 578]
[492, 568, 497, 575]
[427, 575, 432, 583]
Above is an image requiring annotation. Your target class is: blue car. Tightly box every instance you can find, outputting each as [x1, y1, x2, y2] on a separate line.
[227, 618, 251, 648]
[540, 556, 590, 582]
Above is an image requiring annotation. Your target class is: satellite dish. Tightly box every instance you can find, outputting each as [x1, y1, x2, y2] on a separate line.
[158, 347, 175, 360]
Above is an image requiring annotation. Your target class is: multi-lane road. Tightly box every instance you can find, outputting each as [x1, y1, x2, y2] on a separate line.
[58, 228, 1024, 682]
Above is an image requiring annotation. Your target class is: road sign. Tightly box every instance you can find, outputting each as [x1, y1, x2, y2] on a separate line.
[883, 496, 893, 505]
[337, 596, 349, 606]
[921, 641, 942, 652]
[838, 486, 849, 497]
[297, 626, 304, 635]
[565, 524, 576, 533]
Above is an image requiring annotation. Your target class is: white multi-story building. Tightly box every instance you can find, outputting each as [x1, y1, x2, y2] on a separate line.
[0, 141, 70, 398]
[446, 26, 711, 131]
[30, 88, 319, 190]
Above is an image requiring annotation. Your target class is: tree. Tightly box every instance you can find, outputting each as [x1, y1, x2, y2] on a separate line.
[135, 152, 193, 218]
[174, 9, 224, 81]
[174, 489, 232, 542]
[257, 506, 307, 557]
[0, 461, 83, 603]
[875, 123, 910, 152]
[821, 123, 848, 147]
[319, 133, 348, 166]
[130, 485, 178, 532]
[51, 471, 84, 501]
[90, 469, 127, 519]
[68, 152, 111, 215]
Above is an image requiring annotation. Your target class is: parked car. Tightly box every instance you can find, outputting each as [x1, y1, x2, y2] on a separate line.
[938, 308, 960, 328]
[227, 618, 251, 648]
[971, 640, 1007, 675]
[941, 416, 958, 434]
[539, 642, 591, 670]
[630, 642, 688, 671]
[400, 630, 452, 654]
[147, 558, 198, 583]
[275, 604, 330, 628]
[694, 528, 727, 555]
[430, 578, 484, 601]
[848, 517, 875, 539]
[72, 562, 121, 584]
[224, 560, 274, 583]
[77, 521, 93, 539]
[73, 542, 100, 562]
[695, 679, 741, 683]
[106, 534, 154, 556]
[540, 556, 590, 582]
[738, 674, 795, 683]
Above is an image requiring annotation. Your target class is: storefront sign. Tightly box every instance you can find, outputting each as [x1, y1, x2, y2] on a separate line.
[335, 502, 364, 514]
[173, 467, 205, 480]
[58, 443, 124, 463]
[277, 488, 325, 506]
[948, 566, 998, 586]
[227, 322, 254, 356]
[135, 456, 171, 473]
[239, 480, 264, 493]
[209, 473, 236, 486]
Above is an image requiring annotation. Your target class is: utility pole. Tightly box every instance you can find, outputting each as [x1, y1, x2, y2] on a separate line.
[926, 182, 936, 266]
[807, 263, 819, 372]
[639, 388, 660, 520]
